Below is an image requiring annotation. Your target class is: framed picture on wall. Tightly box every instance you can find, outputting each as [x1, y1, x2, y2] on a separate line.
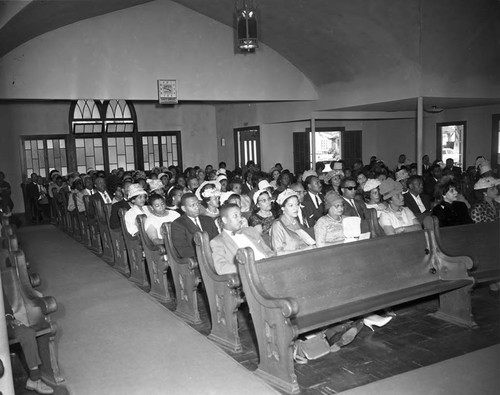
[158, 79, 178, 104]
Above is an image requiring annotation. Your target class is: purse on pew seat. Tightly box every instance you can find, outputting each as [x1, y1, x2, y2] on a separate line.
[293, 332, 330, 364]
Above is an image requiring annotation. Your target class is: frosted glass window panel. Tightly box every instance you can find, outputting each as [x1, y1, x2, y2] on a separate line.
[47, 140, 53, 149]
[117, 138, 125, 155]
[25, 140, 31, 150]
[37, 140, 44, 149]
[109, 147, 117, 164]
[95, 148, 104, 166]
[77, 165, 86, 173]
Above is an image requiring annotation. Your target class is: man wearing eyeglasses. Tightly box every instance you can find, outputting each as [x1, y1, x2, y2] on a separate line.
[340, 177, 370, 233]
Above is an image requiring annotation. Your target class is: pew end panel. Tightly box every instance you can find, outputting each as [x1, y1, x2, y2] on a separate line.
[104, 204, 130, 277]
[194, 231, 244, 353]
[2, 267, 63, 385]
[236, 229, 475, 394]
[162, 223, 201, 325]
[60, 191, 74, 237]
[424, 216, 500, 283]
[137, 215, 172, 304]
[118, 209, 149, 291]
[94, 198, 115, 265]
[83, 195, 103, 256]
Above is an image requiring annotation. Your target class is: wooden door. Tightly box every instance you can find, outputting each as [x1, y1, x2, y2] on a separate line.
[234, 127, 261, 168]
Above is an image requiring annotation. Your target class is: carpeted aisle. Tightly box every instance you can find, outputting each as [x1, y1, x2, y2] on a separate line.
[18, 225, 278, 395]
[338, 344, 500, 395]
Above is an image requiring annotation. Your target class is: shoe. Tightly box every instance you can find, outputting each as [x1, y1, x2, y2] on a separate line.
[385, 308, 397, 317]
[363, 314, 393, 332]
[25, 378, 54, 394]
[330, 327, 359, 352]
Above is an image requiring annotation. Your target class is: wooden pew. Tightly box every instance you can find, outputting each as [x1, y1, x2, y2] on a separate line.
[236, 229, 475, 394]
[2, 255, 64, 385]
[367, 207, 385, 237]
[136, 215, 172, 304]
[161, 223, 202, 324]
[424, 216, 500, 284]
[83, 195, 103, 255]
[118, 209, 149, 290]
[194, 231, 243, 352]
[104, 205, 131, 277]
[94, 198, 115, 265]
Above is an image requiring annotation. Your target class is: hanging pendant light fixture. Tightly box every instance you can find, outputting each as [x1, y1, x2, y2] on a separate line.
[235, 0, 258, 52]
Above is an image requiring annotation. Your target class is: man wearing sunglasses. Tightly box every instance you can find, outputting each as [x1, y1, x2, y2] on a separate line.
[340, 177, 370, 233]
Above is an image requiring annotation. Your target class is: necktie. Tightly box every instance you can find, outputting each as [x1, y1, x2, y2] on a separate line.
[104, 193, 111, 204]
[351, 199, 360, 217]
[195, 217, 203, 231]
[315, 195, 320, 208]
[232, 229, 243, 236]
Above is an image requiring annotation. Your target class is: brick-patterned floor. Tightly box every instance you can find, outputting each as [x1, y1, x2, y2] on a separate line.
[188, 283, 499, 394]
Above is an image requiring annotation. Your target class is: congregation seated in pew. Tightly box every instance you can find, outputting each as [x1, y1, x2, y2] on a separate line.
[144, 194, 180, 245]
[124, 184, 150, 236]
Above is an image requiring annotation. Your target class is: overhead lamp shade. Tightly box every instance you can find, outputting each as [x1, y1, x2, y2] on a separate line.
[236, 2, 258, 51]
[424, 105, 444, 114]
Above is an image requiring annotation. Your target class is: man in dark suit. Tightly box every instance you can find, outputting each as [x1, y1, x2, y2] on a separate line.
[422, 155, 431, 175]
[210, 204, 275, 275]
[404, 175, 431, 221]
[301, 174, 324, 227]
[340, 177, 370, 233]
[444, 158, 462, 179]
[171, 193, 219, 258]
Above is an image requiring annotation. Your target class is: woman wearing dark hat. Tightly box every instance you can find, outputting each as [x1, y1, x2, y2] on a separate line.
[431, 178, 473, 228]
[378, 178, 421, 235]
[270, 189, 316, 254]
[470, 177, 500, 223]
[314, 191, 346, 247]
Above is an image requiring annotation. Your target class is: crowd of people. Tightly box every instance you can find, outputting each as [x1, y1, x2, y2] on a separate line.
[3, 153, 498, 357]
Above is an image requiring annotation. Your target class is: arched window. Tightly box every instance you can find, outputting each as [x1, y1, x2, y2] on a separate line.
[70, 99, 138, 173]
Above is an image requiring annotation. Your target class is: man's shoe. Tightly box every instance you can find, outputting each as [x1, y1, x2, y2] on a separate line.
[330, 326, 359, 352]
[25, 378, 54, 394]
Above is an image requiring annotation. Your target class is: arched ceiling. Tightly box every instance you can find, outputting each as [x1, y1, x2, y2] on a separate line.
[1, 0, 499, 105]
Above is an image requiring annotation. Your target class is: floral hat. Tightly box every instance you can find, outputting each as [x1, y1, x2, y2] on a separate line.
[379, 178, 403, 200]
[147, 179, 164, 192]
[195, 181, 220, 201]
[474, 177, 500, 190]
[395, 169, 409, 182]
[363, 178, 381, 192]
[128, 184, 148, 200]
[276, 189, 298, 206]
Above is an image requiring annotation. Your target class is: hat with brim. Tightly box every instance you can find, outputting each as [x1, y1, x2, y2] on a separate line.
[128, 184, 147, 200]
[302, 170, 318, 180]
[474, 177, 500, 190]
[219, 191, 234, 206]
[363, 178, 381, 192]
[276, 189, 298, 206]
[324, 191, 344, 211]
[395, 169, 409, 182]
[147, 179, 164, 192]
[253, 189, 272, 206]
[379, 178, 403, 200]
[215, 175, 228, 191]
[258, 180, 273, 190]
[195, 181, 217, 201]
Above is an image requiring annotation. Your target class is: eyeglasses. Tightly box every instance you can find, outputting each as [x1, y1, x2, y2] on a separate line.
[343, 186, 356, 190]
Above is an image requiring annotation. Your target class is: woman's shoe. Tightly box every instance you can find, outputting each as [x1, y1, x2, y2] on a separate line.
[363, 314, 393, 331]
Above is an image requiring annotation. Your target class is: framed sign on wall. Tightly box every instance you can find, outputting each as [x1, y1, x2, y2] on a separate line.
[157, 79, 178, 104]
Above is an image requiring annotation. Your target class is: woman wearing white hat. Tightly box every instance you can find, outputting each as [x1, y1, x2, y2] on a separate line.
[124, 184, 150, 236]
[363, 179, 386, 217]
[270, 189, 316, 254]
[248, 189, 276, 247]
[196, 181, 221, 219]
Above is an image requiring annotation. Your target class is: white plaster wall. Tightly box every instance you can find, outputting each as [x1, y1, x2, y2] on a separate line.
[0, 0, 317, 101]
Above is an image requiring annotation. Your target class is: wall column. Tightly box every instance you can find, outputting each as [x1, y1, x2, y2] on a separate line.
[417, 96, 423, 175]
